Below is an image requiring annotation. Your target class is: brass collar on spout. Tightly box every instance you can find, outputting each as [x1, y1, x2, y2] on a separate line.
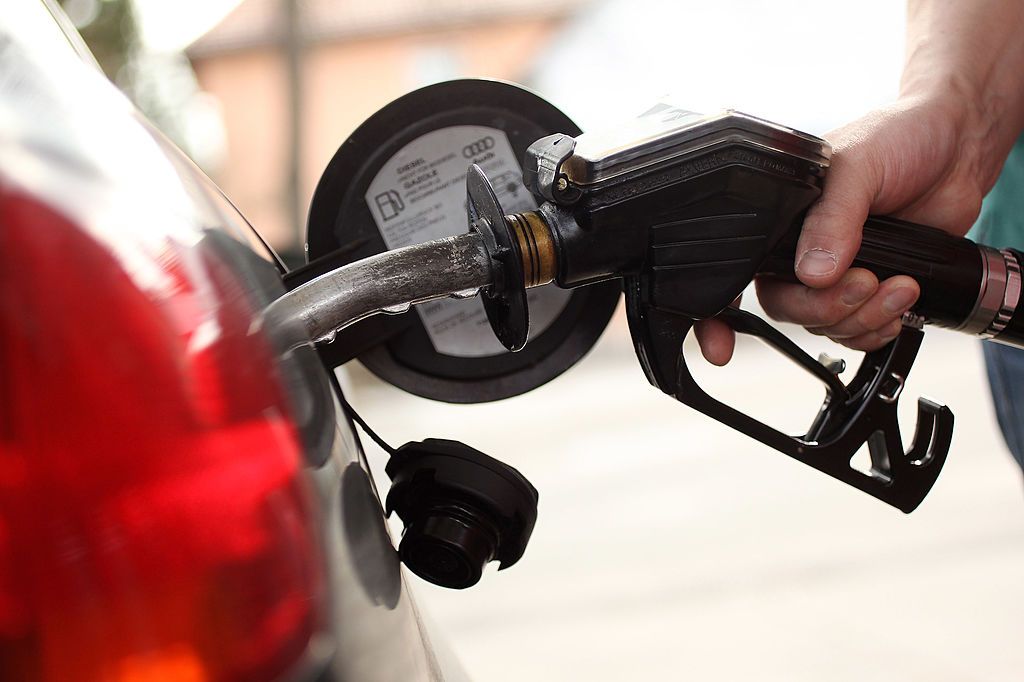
[505, 211, 557, 288]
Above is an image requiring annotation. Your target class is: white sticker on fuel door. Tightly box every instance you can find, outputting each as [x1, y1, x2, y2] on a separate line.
[365, 125, 570, 357]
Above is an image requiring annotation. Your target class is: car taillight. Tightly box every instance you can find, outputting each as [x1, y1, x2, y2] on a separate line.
[0, 188, 325, 681]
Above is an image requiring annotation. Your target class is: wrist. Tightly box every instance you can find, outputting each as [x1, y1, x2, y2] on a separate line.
[898, 73, 1017, 193]
[900, 1, 1024, 188]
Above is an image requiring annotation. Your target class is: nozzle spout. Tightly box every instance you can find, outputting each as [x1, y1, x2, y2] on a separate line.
[262, 231, 493, 349]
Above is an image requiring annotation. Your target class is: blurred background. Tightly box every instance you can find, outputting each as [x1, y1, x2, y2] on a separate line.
[66, 0, 1024, 679]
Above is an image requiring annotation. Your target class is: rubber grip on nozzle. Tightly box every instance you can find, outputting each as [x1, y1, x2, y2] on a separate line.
[761, 216, 1024, 349]
[853, 216, 984, 330]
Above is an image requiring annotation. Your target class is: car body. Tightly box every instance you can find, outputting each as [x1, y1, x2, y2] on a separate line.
[0, 2, 463, 679]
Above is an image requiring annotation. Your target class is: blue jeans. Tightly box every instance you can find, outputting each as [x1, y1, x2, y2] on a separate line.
[982, 342, 1024, 473]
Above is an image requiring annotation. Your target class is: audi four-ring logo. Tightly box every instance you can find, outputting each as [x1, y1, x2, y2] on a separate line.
[462, 136, 495, 158]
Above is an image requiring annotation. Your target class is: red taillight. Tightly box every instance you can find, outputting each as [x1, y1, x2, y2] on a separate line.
[0, 188, 324, 681]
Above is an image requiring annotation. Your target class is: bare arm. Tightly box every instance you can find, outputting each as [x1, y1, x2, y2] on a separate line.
[697, 0, 1024, 363]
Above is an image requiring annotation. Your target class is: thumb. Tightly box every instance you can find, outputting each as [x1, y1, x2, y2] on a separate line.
[795, 148, 877, 289]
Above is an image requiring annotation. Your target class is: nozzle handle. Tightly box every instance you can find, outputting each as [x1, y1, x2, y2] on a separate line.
[764, 216, 1024, 346]
[856, 217, 1024, 345]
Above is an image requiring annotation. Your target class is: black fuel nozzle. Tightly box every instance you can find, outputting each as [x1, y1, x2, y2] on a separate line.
[464, 106, 1024, 511]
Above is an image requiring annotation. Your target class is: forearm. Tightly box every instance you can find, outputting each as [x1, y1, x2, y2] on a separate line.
[903, 0, 1024, 190]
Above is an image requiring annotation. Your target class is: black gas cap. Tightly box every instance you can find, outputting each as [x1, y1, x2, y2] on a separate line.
[385, 438, 538, 589]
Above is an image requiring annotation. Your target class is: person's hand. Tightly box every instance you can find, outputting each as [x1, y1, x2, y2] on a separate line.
[695, 89, 996, 365]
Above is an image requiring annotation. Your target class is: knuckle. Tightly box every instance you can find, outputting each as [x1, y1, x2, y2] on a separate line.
[769, 286, 848, 328]
[850, 305, 889, 332]
[815, 292, 852, 327]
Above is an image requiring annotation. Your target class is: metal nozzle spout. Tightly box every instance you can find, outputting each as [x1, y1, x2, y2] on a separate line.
[263, 167, 564, 355]
[262, 231, 494, 349]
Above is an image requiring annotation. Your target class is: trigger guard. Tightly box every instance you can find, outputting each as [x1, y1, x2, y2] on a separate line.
[627, 292, 953, 512]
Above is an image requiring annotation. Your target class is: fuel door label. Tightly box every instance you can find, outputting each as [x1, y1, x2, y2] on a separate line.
[365, 125, 570, 357]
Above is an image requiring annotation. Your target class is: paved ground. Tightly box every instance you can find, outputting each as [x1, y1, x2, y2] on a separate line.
[347, 312, 1024, 681]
